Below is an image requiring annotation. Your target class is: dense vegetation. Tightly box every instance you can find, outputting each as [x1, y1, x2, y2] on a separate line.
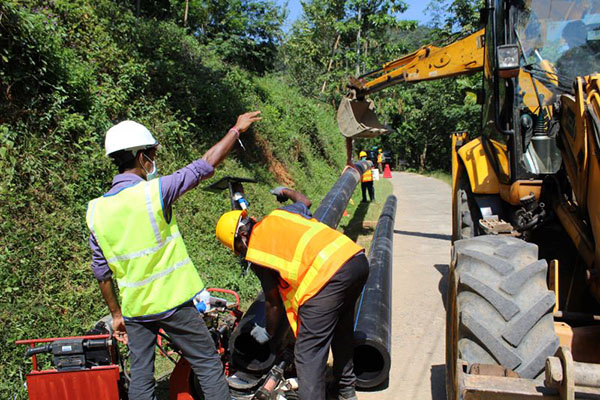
[284, 0, 483, 170]
[0, 0, 481, 396]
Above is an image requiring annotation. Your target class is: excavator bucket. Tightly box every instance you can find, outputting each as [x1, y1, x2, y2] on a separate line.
[337, 97, 392, 138]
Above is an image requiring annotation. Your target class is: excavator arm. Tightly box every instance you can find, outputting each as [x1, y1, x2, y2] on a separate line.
[338, 29, 485, 138]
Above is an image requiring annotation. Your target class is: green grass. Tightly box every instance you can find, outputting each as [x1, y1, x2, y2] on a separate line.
[423, 170, 451, 186]
[403, 168, 452, 186]
[339, 177, 394, 252]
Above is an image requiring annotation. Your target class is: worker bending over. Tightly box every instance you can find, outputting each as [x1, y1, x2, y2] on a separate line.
[216, 189, 369, 400]
[359, 151, 375, 202]
[87, 111, 260, 400]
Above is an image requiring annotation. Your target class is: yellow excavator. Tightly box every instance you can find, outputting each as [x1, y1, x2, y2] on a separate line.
[338, 0, 600, 399]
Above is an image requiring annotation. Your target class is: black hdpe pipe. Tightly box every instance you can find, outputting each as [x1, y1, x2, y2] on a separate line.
[313, 160, 372, 229]
[229, 160, 372, 373]
[228, 293, 295, 374]
[353, 195, 396, 389]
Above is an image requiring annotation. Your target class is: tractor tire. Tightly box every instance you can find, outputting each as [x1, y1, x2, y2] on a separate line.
[453, 174, 479, 242]
[446, 235, 559, 400]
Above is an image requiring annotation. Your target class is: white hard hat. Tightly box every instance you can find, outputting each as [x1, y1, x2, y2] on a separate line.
[105, 120, 158, 156]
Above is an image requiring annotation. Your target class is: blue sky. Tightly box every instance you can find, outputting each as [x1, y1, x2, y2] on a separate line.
[277, 0, 433, 30]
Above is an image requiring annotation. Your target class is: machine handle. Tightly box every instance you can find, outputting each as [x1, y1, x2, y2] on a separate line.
[84, 338, 111, 349]
[25, 344, 51, 358]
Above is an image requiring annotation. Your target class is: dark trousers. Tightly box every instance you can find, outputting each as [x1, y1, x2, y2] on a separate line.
[295, 253, 370, 400]
[125, 304, 230, 400]
[361, 181, 375, 202]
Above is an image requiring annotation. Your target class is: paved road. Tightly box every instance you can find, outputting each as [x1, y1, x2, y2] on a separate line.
[359, 172, 451, 400]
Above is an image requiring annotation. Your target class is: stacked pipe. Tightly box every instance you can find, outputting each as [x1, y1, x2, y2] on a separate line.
[353, 195, 397, 388]
[229, 160, 373, 372]
[313, 160, 372, 228]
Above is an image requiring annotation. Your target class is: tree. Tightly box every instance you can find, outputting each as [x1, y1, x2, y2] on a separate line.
[176, 0, 286, 74]
[427, 0, 483, 33]
[337, 2, 484, 171]
[125, 0, 286, 74]
[283, 0, 416, 99]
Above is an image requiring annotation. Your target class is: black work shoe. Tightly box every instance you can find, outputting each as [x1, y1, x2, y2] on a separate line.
[338, 387, 358, 400]
[327, 385, 358, 400]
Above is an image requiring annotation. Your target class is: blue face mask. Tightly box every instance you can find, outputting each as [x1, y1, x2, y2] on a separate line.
[142, 153, 158, 180]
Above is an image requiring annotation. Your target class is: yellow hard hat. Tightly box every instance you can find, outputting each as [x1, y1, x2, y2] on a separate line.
[359, 151, 367, 158]
[378, 148, 382, 153]
[216, 210, 247, 254]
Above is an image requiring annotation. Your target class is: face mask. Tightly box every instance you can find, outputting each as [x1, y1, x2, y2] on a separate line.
[142, 153, 158, 180]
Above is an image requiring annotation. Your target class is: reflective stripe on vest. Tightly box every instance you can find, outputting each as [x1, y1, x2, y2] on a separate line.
[245, 209, 363, 335]
[362, 168, 373, 182]
[86, 179, 204, 318]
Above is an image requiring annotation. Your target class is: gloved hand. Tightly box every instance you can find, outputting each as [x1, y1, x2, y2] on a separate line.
[270, 186, 289, 203]
[250, 324, 272, 345]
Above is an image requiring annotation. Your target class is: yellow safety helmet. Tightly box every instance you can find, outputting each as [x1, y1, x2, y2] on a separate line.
[359, 151, 367, 158]
[216, 210, 247, 254]
[378, 148, 382, 153]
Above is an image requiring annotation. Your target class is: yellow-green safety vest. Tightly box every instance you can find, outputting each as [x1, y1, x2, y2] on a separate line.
[86, 179, 204, 318]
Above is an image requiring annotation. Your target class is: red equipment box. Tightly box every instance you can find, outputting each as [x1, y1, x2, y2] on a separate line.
[17, 334, 121, 400]
[25, 365, 120, 400]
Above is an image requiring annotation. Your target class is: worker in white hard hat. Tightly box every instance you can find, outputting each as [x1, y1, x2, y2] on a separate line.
[86, 111, 261, 400]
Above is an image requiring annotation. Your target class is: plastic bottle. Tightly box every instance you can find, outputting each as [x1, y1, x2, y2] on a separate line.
[233, 192, 249, 210]
[193, 290, 211, 314]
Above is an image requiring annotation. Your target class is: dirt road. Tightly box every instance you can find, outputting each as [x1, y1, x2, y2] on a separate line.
[359, 172, 451, 400]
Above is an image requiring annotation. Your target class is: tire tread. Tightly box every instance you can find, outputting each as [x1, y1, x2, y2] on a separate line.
[454, 236, 558, 379]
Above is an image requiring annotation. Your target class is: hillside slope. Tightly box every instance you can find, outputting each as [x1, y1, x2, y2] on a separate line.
[0, 2, 346, 395]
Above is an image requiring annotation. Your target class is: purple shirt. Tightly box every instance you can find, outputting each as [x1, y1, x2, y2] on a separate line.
[88, 159, 214, 321]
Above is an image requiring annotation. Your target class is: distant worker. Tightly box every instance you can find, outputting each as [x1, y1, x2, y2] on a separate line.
[377, 148, 383, 173]
[215, 189, 369, 400]
[359, 151, 375, 202]
[87, 111, 261, 400]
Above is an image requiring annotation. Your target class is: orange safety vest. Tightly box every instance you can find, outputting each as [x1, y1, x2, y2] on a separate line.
[377, 153, 383, 163]
[361, 168, 373, 183]
[245, 209, 363, 336]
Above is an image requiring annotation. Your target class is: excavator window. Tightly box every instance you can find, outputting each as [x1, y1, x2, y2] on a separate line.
[511, 0, 600, 175]
[515, 0, 600, 97]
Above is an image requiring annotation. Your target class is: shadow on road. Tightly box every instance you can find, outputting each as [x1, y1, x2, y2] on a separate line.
[434, 264, 449, 311]
[393, 230, 451, 241]
[431, 364, 447, 399]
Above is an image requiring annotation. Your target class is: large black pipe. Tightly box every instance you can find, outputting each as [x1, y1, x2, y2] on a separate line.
[313, 160, 372, 228]
[353, 195, 396, 389]
[228, 293, 293, 374]
[230, 160, 371, 373]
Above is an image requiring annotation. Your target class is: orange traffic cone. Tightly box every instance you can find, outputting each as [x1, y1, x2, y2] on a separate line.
[383, 164, 392, 178]
[343, 209, 349, 217]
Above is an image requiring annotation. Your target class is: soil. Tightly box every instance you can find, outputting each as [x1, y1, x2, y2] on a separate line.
[254, 133, 295, 187]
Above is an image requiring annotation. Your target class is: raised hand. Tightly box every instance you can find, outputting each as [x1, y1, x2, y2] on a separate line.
[234, 111, 262, 133]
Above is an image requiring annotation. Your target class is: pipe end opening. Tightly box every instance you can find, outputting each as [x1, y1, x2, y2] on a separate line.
[232, 332, 275, 372]
[353, 344, 388, 385]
